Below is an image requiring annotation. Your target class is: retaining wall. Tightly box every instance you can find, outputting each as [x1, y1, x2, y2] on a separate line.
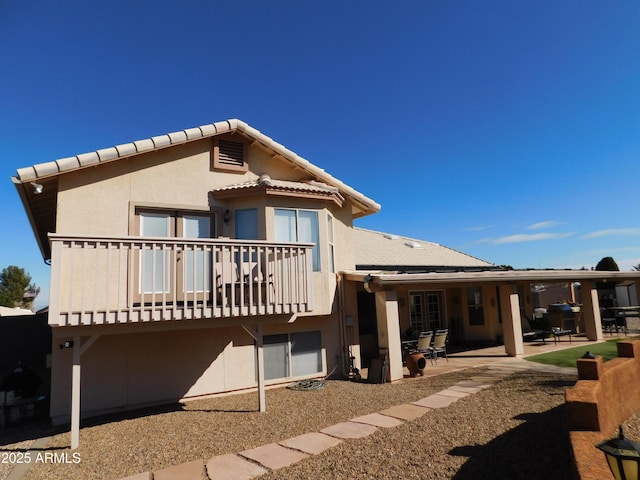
[565, 340, 640, 480]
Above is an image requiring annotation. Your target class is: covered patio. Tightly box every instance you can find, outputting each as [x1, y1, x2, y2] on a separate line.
[344, 269, 640, 383]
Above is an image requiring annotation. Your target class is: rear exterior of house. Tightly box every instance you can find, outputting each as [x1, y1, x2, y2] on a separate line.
[13, 119, 640, 439]
[12, 119, 380, 425]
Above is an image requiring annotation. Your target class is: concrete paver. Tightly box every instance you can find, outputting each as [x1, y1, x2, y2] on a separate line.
[280, 432, 343, 455]
[412, 393, 460, 409]
[154, 459, 204, 480]
[240, 443, 309, 470]
[350, 412, 404, 428]
[437, 388, 471, 398]
[320, 421, 378, 439]
[206, 453, 267, 480]
[379, 403, 430, 421]
[118, 473, 150, 480]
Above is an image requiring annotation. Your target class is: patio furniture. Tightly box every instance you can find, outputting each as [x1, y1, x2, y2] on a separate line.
[416, 331, 435, 365]
[521, 316, 546, 344]
[550, 326, 572, 345]
[431, 329, 449, 362]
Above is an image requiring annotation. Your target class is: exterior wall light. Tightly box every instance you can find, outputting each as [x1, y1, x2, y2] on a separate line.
[223, 210, 231, 224]
[596, 426, 640, 480]
[31, 182, 43, 194]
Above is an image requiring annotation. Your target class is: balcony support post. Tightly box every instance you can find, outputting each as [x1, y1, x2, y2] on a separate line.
[242, 324, 266, 413]
[70, 334, 101, 450]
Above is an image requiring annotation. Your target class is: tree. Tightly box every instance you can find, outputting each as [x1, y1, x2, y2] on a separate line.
[0, 265, 38, 309]
[595, 256, 620, 272]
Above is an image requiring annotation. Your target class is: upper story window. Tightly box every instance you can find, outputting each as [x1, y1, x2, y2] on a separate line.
[274, 208, 320, 271]
[327, 214, 335, 273]
[212, 138, 248, 173]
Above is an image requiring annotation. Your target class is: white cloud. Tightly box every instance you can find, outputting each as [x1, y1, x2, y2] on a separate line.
[526, 220, 565, 230]
[492, 232, 574, 244]
[465, 224, 495, 232]
[582, 228, 640, 239]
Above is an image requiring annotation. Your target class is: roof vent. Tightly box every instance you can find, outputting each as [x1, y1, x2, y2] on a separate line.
[405, 241, 423, 249]
[384, 233, 399, 240]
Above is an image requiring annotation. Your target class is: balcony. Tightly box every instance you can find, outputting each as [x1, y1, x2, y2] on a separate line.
[48, 235, 314, 327]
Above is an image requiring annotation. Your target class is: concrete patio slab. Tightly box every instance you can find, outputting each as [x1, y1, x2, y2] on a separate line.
[240, 443, 308, 470]
[350, 412, 404, 428]
[379, 403, 430, 421]
[280, 432, 343, 455]
[206, 453, 267, 480]
[154, 459, 204, 480]
[437, 388, 471, 398]
[320, 421, 378, 439]
[412, 393, 460, 409]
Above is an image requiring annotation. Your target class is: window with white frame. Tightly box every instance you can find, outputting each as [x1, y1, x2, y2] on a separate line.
[274, 208, 320, 271]
[263, 331, 322, 380]
[327, 213, 335, 273]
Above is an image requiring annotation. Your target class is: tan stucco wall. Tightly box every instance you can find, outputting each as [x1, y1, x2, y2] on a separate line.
[50, 314, 340, 422]
[49, 136, 358, 420]
[53, 137, 356, 318]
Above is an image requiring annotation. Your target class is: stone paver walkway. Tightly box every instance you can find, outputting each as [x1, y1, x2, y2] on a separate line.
[111, 357, 576, 480]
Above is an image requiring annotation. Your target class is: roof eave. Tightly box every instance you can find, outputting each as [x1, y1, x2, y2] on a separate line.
[12, 176, 51, 260]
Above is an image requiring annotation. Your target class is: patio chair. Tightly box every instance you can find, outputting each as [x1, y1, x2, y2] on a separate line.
[432, 329, 449, 362]
[416, 331, 435, 365]
[521, 316, 546, 344]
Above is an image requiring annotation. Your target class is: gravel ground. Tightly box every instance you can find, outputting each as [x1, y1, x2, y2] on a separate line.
[1, 366, 577, 480]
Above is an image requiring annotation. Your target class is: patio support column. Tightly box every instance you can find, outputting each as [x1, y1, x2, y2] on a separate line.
[499, 284, 524, 357]
[70, 334, 101, 450]
[375, 290, 403, 382]
[581, 281, 603, 341]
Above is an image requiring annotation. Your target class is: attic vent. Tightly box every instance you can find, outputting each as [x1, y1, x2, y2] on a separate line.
[384, 234, 399, 240]
[405, 241, 423, 249]
[218, 140, 244, 166]
[213, 138, 248, 172]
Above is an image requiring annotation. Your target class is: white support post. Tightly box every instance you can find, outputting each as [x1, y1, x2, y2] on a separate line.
[70, 335, 81, 450]
[256, 324, 265, 413]
[242, 324, 266, 413]
[70, 334, 101, 450]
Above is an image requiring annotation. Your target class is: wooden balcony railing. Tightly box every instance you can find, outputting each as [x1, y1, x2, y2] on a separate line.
[48, 235, 314, 326]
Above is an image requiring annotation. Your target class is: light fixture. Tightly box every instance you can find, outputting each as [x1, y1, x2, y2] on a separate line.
[59, 340, 74, 349]
[31, 182, 43, 194]
[596, 425, 640, 480]
[223, 210, 231, 224]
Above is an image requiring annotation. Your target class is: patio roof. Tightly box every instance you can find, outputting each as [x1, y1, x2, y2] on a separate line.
[344, 268, 640, 288]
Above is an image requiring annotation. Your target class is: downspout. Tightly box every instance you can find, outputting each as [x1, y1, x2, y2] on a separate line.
[336, 272, 348, 378]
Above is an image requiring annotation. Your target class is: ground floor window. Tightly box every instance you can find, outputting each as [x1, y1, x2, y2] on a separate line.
[264, 331, 322, 380]
[409, 291, 444, 332]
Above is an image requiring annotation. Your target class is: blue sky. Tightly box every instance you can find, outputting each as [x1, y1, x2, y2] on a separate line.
[1, 1, 639, 309]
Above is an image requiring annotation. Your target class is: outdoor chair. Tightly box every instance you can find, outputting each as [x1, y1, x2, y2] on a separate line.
[416, 331, 435, 365]
[432, 329, 449, 362]
[521, 316, 546, 344]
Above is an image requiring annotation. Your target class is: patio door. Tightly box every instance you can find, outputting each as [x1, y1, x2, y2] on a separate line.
[138, 210, 214, 303]
[409, 291, 444, 332]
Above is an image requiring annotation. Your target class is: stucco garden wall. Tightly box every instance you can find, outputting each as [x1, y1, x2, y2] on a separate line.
[565, 340, 640, 480]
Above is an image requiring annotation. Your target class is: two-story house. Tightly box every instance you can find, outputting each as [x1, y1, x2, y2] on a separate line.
[13, 119, 640, 449]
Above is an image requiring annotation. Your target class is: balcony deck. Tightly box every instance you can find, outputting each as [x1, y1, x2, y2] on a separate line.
[48, 235, 314, 327]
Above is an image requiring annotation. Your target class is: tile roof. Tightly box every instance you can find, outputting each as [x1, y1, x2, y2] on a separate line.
[214, 174, 340, 195]
[14, 119, 380, 217]
[354, 227, 493, 271]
